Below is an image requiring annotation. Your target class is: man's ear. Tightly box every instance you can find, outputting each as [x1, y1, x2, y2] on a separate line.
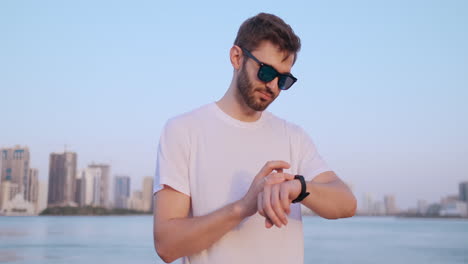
[230, 45, 243, 70]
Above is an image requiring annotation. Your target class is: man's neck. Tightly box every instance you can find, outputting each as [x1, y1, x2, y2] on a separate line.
[216, 84, 262, 122]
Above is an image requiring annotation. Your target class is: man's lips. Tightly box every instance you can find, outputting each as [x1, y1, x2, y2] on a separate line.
[256, 90, 273, 100]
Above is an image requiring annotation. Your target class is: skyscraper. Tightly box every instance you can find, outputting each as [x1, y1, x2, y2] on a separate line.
[76, 167, 102, 207]
[25, 168, 39, 205]
[142, 176, 153, 212]
[129, 190, 143, 211]
[36, 180, 48, 214]
[0, 146, 30, 200]
[88, 163, 110, 208]
[361, 193, 374, 215]
[384, 195, 399, 215]
[75, 172, 84, 206]
[114, 175, 130, 209]
[47, 152, 77, 207]
[459, 182, 468, 202]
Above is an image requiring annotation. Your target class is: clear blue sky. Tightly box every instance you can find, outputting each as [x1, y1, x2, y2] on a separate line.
[1, 0, 467, 209]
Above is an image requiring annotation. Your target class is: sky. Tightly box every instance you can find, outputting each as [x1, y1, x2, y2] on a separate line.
[1, 0, 467, 209]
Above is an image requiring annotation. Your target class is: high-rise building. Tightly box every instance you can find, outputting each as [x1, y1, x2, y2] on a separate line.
[142, 176, 153, 212]
[25, 168, 39, 205]
[92, 171, 102, 207]
[0, 146, 30, 199]
[459, 182, 468, 202]
[75, 172, 84, 206]
[36, 180, 48, 214]
[88, 163, 110, 208]
[361, 193, 374, 215]
[373, 201, 386, 216]
[384, 195, 399, 215]
[47, 152, 77, 207]
[114, 175, 130, 209]
[76, 167, 102, 207]
[129, 190, 143, 211]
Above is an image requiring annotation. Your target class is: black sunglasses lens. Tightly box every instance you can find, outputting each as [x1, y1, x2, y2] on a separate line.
[258, 65, 277, 82]
[279, 76, 296, 90]
[257, 63, 297, 90]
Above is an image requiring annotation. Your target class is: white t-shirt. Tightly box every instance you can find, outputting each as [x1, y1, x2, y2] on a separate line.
[154, 103, 330, 264]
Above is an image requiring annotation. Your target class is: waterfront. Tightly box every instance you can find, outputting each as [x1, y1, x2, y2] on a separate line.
[0, 216, 467, 263]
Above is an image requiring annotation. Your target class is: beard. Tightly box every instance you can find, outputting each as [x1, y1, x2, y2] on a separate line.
[236, 66, 277, 112]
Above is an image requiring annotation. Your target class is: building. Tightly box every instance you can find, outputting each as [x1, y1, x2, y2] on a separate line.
[92, 170, 102, 207]
[114, 175, 131, 209]
[0, 181, 20, 211]
[47, 152, 78, 207]
[373, 201, 386, 216]
[426, 203, 442, 216]
[360, 193, 374, 215]
[25, 168, 39, 205]
[36, 180, 48, 214]
[438, 195, 464, 217]
[300, 204, 317, 216]
[88, 163, 110, 208]
[417, 200, 428, 215]
[0, 146, 30, 200]
[460, 182, 468, 202]
[440, 195, 459, 206]
[440, 201, 468, 217]
[129, 190, 143, 211]
[75, 172, 84, 206]
[76, 167, 102, 207]
[142, 176, 153, 212]
[0, 193, 35, 216]
[384, 195, 399, 215]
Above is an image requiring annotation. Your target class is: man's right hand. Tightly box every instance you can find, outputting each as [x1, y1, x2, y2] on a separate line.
[237, 160, 293, 219]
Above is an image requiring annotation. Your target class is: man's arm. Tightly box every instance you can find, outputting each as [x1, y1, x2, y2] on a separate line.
[257, 171, 356, 227]
[153, 187, 245, 263]
[302, 171, 357, 219]
[153, 161, 293, 263]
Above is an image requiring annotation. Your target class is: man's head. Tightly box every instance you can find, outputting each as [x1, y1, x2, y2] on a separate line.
[234, 13, 301, 65]
[231, 13, 301, 112]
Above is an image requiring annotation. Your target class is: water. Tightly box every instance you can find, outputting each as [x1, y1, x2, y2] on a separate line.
[0, 216, 467, 263]
[303, 217, 468, 264]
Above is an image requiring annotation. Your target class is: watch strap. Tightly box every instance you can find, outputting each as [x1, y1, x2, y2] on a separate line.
[292, 175, 310, 203]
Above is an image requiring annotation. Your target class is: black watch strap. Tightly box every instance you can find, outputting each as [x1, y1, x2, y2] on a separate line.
[292, 175, 310, 203]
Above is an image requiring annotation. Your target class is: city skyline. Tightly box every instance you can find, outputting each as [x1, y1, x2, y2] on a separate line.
[0, 145, 155, 215]
[1, 144, 466, 212]
[1, 1, 467, 210]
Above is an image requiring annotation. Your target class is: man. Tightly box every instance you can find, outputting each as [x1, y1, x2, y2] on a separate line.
[153, 13, 356, 264]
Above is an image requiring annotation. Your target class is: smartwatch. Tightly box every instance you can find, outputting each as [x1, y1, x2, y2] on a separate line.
[292, 175, 310, 203]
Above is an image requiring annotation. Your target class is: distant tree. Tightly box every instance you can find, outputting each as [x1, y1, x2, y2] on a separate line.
[40, 206, 151, 216]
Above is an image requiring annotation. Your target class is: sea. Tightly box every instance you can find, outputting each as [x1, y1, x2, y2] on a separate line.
[0, 216, 467, 264]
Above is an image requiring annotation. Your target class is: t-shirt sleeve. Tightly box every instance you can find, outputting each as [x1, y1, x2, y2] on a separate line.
[296, 127, 331, 182]
[153, 118, 191, 196]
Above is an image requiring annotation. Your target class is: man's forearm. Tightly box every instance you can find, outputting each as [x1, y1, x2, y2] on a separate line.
[155, 161, 292, 262]
[302, 178, 357, 219]
[155, 201, 246, 262]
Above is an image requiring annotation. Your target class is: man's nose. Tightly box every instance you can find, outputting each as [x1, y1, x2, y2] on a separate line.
[265, 77, 279, 93]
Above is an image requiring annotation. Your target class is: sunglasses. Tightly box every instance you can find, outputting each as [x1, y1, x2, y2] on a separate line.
[241, 47, 297, 90]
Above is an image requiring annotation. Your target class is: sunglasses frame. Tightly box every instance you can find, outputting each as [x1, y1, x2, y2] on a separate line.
[241, 47, 297, 90]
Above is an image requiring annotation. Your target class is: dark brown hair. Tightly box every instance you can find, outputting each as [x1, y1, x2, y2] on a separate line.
[234, 13, 301, 63]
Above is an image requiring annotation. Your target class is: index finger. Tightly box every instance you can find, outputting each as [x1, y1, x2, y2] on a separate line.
[255, 161, 290, 180]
